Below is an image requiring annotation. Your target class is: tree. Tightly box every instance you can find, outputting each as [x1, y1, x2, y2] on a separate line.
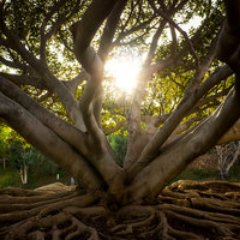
[1, 0, 240, 239]
[216, 141, 240, 179]
[0, 124, 10, 168]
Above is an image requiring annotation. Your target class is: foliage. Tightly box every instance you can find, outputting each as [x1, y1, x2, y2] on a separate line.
[108, 133, 127, 165]
[0, 125, 10, 159]
[0, 125, 61, 186]
[228, 165, 240, 180]
[8, 142, 60, 175]
[0, 0, 227, 122]
[0, 168, 21, 188]
[175, 168, 218, 181]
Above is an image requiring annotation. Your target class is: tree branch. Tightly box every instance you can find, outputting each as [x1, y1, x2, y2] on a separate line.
[71, 0, 118, 68]
[125, 79, 240, 202]
[0, 76, 89, 156]
[70, 0, 123, 152]
[0, 56, 27, 71]
[98, 0, 128, 62]
[0, 72, 45, 89]
[149, 0, 198, 64]
[63, 71, 89, 95]
[0, 92, 104, 191]
[113, 17, 155, 46]
[40, 0, 82, 61]
[2, 23, 86, 130]
[218, 119, 240, 144]
[0, 76, 122, 191]
[216, 0, 240, 66]
[124, 20, 167, 168]
[184, 36, 218, 95]
[127, 65, 232, 179]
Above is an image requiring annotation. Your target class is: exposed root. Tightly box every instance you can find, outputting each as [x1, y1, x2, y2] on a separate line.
[158, 180, 240, 239]
[1, 180, 240, 239]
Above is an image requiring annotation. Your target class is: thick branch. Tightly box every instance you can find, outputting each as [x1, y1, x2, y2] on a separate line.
[224, 0, 240, 29]
[70, 0, 120, 134]
[0, 92, 104, 191]
[124, 20, 167, 168]
[124, 80, 240, 202]
[71, 1, 119, 126]
[145, 20, 167, 64]
[216, 1, 240, 66]
[0, 72, 45, 89]
[184, 36, 218, 95]
[218, 120, 240, 144]
[71, 0, 118, 69]
[127, 65, 232, 179]
[63, 71, 89, 95]
[1, 27, 86, 130]
[1, 76, 122, 191]
[0, 76, 89, 156]
[98, 0, 128, 62]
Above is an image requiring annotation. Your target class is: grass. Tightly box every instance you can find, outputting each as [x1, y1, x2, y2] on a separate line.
[0, 168, 71, 189]
[174, 166, 240, 182]
[0, 165, 239, 189]
[227, 165, 240, 181]
[0, 168, 22, 188]
[175, 168, 218, 181]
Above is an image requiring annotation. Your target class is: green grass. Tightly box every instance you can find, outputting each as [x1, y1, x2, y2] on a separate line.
[174, 166, 240, 182]
[0, 165, 239, 189]
[24, 173, 70, 189]
[227, 165, 240, 181]
[0, 168, 70, 189]
[0, 168, 22, 188]
[175, 168, 218, 181]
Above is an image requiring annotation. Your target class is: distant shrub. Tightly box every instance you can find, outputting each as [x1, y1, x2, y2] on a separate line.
[0, 169, 21, 188]
[108, 134, 127, 166]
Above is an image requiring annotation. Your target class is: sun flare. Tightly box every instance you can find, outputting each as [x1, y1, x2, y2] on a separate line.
[105, 54, 142, 94]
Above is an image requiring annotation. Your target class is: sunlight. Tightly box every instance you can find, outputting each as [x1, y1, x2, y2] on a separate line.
[105, 53, 142, 94]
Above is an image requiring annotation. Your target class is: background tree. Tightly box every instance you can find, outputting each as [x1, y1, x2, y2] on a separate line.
[1, 0, 240, 239]
[0, 124, 11, 169]
[216, 141, 240, 179]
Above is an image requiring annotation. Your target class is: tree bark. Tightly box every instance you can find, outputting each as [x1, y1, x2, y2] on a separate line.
[0, 92, 104, 191]
[124, 85, 240, 202]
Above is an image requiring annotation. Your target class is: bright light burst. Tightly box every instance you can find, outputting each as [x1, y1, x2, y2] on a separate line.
[105, 53, 142, 94]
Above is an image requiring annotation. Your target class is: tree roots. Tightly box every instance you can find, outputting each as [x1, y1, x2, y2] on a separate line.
[1, 180, 240, 239]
